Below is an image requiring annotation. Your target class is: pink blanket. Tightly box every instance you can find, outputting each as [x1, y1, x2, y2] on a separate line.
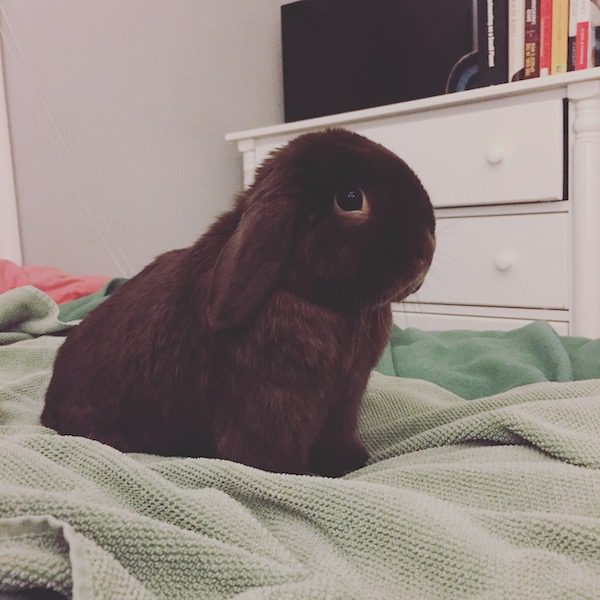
[0, 260, 110, 304]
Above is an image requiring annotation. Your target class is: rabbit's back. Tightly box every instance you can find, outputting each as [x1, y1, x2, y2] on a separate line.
[42, 207, 245, 454]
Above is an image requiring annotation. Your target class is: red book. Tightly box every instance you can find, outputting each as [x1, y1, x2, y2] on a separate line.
[576, 22, 590, 69]
[539, 0, 553, 75]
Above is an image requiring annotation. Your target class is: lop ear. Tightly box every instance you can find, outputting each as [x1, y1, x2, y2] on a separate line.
[207, 184, 298, 331]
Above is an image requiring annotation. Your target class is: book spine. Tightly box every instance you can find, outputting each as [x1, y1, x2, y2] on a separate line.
[551, 0, 569, 73]
[539, 0, 553, 75]
[569, 0, 579, 70]
[570, 0, 590, 70]
[524, 0, 541, 77]
[477, 0, 509, 85]
[509, 0, 526, 80]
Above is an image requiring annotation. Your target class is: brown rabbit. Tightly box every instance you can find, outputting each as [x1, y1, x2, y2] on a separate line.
[42, 128, 435, 476]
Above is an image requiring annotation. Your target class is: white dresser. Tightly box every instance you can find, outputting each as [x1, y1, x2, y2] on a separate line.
[226, 69, 600, 338]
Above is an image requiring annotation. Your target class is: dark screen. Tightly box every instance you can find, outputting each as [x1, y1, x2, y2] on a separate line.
[282, 0, 474, 122]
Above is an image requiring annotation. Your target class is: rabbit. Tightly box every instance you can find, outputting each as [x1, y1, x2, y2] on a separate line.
[41, 128, 435, 477]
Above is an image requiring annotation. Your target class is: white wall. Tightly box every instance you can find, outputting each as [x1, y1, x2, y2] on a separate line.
[0, 0, 284, 275]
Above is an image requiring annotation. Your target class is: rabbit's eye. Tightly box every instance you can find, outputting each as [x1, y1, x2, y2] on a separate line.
[334, 188, 367, 213]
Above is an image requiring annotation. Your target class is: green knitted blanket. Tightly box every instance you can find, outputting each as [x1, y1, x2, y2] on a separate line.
[1, 287, 599, 599]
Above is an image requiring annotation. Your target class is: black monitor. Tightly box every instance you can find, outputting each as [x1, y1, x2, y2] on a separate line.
[281, 0, 476, 122]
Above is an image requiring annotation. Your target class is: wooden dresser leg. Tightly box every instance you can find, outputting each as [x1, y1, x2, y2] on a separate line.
[568, 80, 600, 338]
[238, 138, 256, 190]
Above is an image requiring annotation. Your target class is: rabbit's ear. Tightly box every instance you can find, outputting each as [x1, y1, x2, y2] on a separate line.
[207, 183, 298, 330]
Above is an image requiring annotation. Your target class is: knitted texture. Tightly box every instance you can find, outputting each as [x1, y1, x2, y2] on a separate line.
[0, 286, 77, 346]
[1, 289, 600, 599]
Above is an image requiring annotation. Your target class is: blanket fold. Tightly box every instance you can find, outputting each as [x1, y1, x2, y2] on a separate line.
[0, 287, 77, 346]
[375, 321, 600, 398]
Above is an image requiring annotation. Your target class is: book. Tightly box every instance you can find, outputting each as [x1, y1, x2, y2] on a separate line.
[591, 3, 600, 67]
[477, 0, 509, 85]
[509, 0, 526, 80]
[551, 0, 569, 73]
[568, 0, 579, 70]
[539, 0, 553, 75]
[570, 0, 600, 70]
[524, 0, 541, 78]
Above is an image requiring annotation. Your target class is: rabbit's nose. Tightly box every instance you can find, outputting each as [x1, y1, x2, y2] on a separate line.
[422, 230, 436, 264]
[408, 263, 429, 293]
[412, 231, 435, 268]
[408, 279, 424, 294]
[426, 229, 436, 251]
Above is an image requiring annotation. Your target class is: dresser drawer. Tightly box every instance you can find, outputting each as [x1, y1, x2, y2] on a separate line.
[405, 212, 569, 309]
[253, 97, 565, 208]
[355, 98, 565, 208]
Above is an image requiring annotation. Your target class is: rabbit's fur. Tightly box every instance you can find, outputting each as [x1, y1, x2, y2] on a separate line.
[42, 128, 435, 476]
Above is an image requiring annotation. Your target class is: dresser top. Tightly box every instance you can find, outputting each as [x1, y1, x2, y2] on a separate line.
[226, 68, 600, 142]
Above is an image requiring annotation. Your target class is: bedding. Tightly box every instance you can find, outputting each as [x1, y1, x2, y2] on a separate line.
[0, 287, 599, 599]
[376, 321, 600, 398]
[0, 260, 109, 305]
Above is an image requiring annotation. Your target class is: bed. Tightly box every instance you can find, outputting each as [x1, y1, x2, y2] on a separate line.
[1, 282, 599, 599]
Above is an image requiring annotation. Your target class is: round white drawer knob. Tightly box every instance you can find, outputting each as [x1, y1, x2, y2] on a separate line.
[485, 146, 505, 165]
[495, 254, 513, 272]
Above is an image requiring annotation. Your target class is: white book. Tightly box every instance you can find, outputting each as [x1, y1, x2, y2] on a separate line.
[509, 0, 526, 80]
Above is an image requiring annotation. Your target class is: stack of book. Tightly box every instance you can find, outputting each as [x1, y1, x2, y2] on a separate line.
[481, 0, 600, 86]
